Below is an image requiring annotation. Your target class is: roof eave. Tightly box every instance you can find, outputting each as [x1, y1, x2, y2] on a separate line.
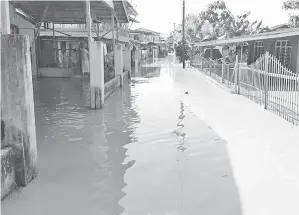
[193, 28, 299, 47]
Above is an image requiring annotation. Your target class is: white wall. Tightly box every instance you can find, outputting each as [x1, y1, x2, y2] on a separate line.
[8, 5, 38, 77]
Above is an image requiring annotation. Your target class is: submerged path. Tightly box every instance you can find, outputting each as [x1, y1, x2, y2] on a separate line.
[3, 57, 299, 215]
[2, 58, 241, 215]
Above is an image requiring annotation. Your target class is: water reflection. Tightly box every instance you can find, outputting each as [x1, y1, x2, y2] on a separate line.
[173, 102, 187, 152]
[2, 59, 243, 215]
[88, 84, 140, 215]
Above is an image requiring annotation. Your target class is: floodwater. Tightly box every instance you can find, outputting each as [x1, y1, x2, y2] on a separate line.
[2, 57, 243, 215]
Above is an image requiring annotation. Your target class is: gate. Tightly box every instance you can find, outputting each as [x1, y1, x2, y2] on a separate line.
[238, 52, 299, 125]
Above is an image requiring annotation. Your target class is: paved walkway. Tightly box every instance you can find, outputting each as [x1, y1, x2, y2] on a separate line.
[2, 58, 299, 215]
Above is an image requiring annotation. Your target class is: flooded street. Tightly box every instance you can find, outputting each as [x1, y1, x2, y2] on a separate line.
[2, 58, 242, 215]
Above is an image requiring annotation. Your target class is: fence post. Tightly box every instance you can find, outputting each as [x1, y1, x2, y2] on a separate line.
[221, 63, 225, 83]
[264, 52, 269, 109]
[234, 55, 239, 94]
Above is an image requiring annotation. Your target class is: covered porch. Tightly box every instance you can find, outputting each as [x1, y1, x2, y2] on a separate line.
[11, 0, 134, 109]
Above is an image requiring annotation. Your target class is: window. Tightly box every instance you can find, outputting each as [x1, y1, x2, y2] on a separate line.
[254, 41, 265, 61]
[275, 40, 292, 69]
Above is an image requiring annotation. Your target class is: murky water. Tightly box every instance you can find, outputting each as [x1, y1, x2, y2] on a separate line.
[2, 58, 243, 215]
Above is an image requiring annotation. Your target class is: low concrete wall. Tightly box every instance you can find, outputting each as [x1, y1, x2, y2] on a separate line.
[1, 34, 37, 199]
[38, 68, 78, 78]
[104, 71, 130, 101]
[104, 75, 120, 100]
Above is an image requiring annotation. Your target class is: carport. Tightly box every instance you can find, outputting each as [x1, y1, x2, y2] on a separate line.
[11, 0, 130, 109]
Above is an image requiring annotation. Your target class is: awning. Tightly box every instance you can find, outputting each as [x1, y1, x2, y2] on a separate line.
[10, 1, 130, 24]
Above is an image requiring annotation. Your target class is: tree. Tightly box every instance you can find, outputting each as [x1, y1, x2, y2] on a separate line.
[283, 0, 299, 27]
[183, 1, 268, 42]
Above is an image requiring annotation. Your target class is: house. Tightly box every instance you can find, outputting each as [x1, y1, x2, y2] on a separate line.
[129, 28, 162, 59]
[37, 22, 132, 78]
[10, 0, 137, 78]
[194, 27, 299, 74]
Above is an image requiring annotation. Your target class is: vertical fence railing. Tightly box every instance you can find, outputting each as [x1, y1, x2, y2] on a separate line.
[191, 55, 236, 90]
[191, 52, 299, 126]
[238, 52, 299, 126]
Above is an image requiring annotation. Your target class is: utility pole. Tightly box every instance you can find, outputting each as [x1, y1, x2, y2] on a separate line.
[182, 0, 186, 69]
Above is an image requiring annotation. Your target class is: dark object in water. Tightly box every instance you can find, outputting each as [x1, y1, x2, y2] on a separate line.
[185, 91, 189, 94]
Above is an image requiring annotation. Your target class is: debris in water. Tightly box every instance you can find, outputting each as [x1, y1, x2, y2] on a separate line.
[222, 175, 228, 177]
[185, 91, 189, 94]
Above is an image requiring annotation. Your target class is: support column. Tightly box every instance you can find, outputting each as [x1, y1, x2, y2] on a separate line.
[90, 41, 105, 109]
[124, 44, 131, 78]
[85, 0, 104, 109]
[135, 46, 139, 74]
[152, 47, 155, 62]
[115, 44, 124, 87]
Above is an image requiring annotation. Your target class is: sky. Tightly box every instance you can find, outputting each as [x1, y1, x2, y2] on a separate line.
[130, 0, 291, 35]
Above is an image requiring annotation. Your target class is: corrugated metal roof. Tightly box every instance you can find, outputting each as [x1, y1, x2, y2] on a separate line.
[11, 1, 134, 24]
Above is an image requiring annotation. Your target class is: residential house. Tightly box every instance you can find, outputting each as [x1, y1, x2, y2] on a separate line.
[194, 27, 299, 74]
[9, 0, 137, 79]
[129, 28, 162, 59]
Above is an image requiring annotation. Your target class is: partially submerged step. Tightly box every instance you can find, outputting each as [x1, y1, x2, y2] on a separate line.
[1, 147, 17, 200]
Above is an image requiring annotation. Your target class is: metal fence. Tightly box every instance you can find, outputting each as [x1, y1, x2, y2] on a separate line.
[191, 52, 299, 126]
[191, 56, 236, 90]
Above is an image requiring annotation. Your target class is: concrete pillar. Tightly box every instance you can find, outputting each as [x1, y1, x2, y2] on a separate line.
[1, 34, 38, 186]
[115, 44, 124, 87]
[297, 37, 299, 74]
[0, 0, 11, 34]
[123, 44, 131, 78]
[90, 41, 105, 109]
[135, 46, 139, 74]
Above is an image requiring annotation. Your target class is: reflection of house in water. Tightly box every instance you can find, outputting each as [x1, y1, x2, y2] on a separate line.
[140, 67, 161, 78]
[173, 102, 187, 152]
[91, 85, 140, 214]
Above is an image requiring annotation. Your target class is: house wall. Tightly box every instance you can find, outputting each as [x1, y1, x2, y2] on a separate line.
[251, 36, 299, 74]
[9, 5, 38, 78]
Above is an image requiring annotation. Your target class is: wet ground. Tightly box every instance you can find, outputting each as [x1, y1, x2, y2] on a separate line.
[2, 57, 243, 215]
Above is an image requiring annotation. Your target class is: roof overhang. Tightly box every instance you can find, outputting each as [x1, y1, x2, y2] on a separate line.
[124, 1, 138, 16]
[10, 1, 132, 24]
[193, 28, 299, 47]
[113, 0, 130, 23]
